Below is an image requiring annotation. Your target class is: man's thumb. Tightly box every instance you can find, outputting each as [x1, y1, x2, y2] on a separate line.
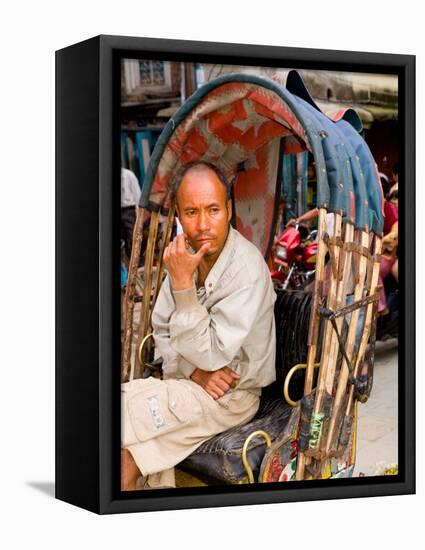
[195, 242, 211, 259]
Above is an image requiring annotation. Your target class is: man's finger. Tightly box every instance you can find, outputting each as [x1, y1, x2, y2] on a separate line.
[222, 367, 240, 379]
[209, 383, 225, 398]
[194, 242, 211, 261]
[206, 388, 219, 400]
[214, 378, 230, 393]
[218, 371, 237, 386]
[163, 246, 169, 265]
[224, 375, 237, 389]
[175, 234, 186, 254]
[182, 233, 190, 249]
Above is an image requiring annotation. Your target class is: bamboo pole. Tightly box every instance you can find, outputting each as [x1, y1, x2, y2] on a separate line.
[303, 212, 343, 462]
[322, 222, 355, 395]
[151, 202, 176, 311]
[121, 207, 145, 382]
[296, 207, 328, 480]
[305, 221, 355, 472]
[135, 210, 161, 375]
[304, 209, 329, 393]
[324, 229, 369, 456]
[338, 236, 382, 452]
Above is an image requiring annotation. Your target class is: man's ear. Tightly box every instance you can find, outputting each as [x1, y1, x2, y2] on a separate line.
[227, 199, 232, 222]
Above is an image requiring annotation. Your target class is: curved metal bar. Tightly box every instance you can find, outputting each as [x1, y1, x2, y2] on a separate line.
[242, 430, 272, 483]
[134, 332, 154, 381]
[283, 362, 320, 407]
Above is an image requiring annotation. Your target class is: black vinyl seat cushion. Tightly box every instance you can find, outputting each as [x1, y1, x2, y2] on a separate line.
[180, 395, 294, 484]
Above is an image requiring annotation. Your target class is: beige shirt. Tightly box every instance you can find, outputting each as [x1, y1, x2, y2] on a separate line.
[151, 226, 277, 395]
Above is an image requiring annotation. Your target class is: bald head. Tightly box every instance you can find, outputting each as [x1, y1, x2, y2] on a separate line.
[174, 161, 231, 206]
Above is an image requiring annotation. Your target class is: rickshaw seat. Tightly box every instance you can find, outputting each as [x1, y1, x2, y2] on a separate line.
[180, 392, 293, 483]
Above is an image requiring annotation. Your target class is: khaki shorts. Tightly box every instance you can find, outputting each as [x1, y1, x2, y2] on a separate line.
[122, 377, 260, 482]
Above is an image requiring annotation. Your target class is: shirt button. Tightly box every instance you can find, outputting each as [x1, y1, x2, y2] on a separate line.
[209, 283, 212, 288]
[170, 401, 176, 408]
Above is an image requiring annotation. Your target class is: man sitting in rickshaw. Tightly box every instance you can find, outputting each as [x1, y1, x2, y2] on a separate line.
[121, 161, 277, 490]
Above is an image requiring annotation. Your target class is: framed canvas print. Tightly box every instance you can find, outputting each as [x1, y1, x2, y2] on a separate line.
[55, 35, 415, 514]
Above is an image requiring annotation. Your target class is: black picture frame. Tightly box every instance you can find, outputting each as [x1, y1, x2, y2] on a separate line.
[55, 34, 415, 514]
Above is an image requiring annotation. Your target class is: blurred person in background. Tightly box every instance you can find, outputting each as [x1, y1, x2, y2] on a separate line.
[121, 167, 141, 259]
[379, 162, 399, 315]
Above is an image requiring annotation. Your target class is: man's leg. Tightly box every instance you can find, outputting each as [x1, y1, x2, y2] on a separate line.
[121, 449, 176, 491]
[122, 378, 259, 490]
[121, 448, 141, 491]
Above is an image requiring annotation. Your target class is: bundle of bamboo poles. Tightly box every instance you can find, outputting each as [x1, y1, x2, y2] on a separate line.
[121, 197, 176, 383]
[296, 208, 381, 480]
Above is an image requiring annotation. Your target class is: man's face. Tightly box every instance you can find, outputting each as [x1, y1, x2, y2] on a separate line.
[176, 167, 232, 262]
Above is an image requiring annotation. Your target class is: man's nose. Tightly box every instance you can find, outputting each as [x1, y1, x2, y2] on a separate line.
[197, 211, 210, 232]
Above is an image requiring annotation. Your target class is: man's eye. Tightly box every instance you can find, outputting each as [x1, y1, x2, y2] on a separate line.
[210, 208, 220, 214]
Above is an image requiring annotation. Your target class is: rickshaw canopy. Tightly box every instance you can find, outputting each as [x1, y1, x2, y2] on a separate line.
[139, 71, 383, 254]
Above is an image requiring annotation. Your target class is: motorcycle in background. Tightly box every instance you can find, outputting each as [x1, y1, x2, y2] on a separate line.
[270, 223, 318, 290]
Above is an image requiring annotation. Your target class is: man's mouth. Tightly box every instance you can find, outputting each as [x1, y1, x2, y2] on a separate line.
[197, 237, 214, 243]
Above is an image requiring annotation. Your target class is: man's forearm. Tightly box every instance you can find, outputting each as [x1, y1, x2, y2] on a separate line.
[169, 275, 193, 292]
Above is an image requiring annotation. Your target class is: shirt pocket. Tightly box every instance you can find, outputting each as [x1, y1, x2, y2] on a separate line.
[127, 379, 201, 442]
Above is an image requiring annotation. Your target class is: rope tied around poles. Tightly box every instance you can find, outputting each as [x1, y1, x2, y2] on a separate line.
[323, 233, 343, 280]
